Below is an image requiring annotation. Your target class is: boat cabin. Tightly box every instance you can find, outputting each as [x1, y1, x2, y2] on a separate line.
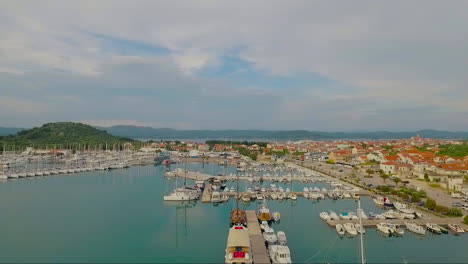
[225, 226, 252, 264]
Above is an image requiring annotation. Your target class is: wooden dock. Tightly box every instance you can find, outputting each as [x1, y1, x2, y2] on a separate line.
[201, 184, 212, 203]
[245, 211, 271, 264]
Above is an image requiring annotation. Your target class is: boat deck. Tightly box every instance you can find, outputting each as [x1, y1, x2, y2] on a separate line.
[246, 210, 271, 264]
[201, 184, 212, 203]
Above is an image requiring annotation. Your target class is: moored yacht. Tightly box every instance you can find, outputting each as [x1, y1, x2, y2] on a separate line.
[225, 225, 252, 264]
[257, 201, 272, 222]
[335, 224, 345, 235]
[448, 224, 465, 233]
[405, 222, 426, 235]
[263, 226, 278, 244]
[377, 222, 393, 235]
[426, 223, 442, 234]
[268, 245, 292, 264]
[164, 189, 198, 201]
[343, 223, 358, 236]
[319, 212, 330, 220]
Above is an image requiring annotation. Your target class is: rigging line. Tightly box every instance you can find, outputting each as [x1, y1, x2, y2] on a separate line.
[317, 235, 340, 264]
[302, 237, 337, 264]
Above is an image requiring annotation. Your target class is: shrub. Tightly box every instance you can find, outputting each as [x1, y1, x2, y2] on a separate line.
[464, 215, 468, 225]
[435, 205, 449, 214]
[426, 198, 436, 210]
[401, 193, 409, 200]
[448, 208, 462, 217]
[411, 195, 421, 203]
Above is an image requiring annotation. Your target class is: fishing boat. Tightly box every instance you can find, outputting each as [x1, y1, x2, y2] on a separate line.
[405, 222, 426, 235]
[257, 201, 272, 222]
[336, 224, 346, 235]
[277, 231, 287, 245]
[263, 226, 278, 244]
[426, 223, 442, 234]
[225, 225, 252, 264]
[268, 245, 292, 264]
[377, 222, 393, 235]
[343, 223, 358, 236]
[448, 224, 465, 233]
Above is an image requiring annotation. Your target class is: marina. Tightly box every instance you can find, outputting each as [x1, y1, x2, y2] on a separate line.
[0, 161, 467, 263]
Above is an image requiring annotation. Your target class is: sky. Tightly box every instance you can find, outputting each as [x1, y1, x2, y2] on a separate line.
[1, 1, 467, 131]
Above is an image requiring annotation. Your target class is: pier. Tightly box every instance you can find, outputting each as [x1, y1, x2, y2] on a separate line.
[245, 211, 271, 264]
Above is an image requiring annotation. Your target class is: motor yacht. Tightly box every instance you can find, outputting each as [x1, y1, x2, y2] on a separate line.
[448, 224, 465, 233]
[225, 225, 252, 264]
[319, 212, 330, 221]
[277, 231, 287, 245]
[343, 223, 358, 236]
[272, 212, 281, 222]
[405, 222, 426, 235]
[263, 227, 278, 244]
[335, 224, 345, 235]
[426, 223, 442, 234]
[268, 245, 292, 264]
[354, 223, 365, 234]
[377, 222, 393, 235]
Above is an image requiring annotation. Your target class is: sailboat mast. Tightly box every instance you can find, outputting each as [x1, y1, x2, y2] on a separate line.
[358, 199, 365, 264]
[184, 154, 188, 188]
[236, 167, 239, 210]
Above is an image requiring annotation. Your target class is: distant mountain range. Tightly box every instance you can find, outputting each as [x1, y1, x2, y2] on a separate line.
[2, 124, 467, 141]
[0, 127, 26, 136]
[96, 125, 468, 140]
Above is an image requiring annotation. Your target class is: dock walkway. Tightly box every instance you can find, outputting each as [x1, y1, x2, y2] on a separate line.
[246, 211, 271, 264]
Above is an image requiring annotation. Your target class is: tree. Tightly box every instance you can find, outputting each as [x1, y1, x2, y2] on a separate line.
[392, 177, 401, 187]
[380, 173, 389, 183]
[464, 215, 468, 225]
[365, 169, 374, 176]
[426, 198, 436, 210]
[424, 173, 429, 181]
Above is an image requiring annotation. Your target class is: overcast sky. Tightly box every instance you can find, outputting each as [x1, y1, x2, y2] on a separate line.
[1, 1, 467, 131]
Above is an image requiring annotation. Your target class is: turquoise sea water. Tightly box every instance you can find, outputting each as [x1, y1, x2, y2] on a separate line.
[0, 163, 467, 263]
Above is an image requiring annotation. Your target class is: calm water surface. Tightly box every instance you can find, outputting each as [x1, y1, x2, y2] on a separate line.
[0, 163, 467, 263]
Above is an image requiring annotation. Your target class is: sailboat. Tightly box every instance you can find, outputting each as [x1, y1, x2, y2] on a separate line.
[230, 170, 247, 227]
[164, 156, 198, 201]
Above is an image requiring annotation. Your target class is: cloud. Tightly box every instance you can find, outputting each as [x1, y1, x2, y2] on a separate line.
[0, 1, 467, 130]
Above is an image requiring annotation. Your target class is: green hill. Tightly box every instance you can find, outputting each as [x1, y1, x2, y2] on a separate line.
[0, 122, 135, 148]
